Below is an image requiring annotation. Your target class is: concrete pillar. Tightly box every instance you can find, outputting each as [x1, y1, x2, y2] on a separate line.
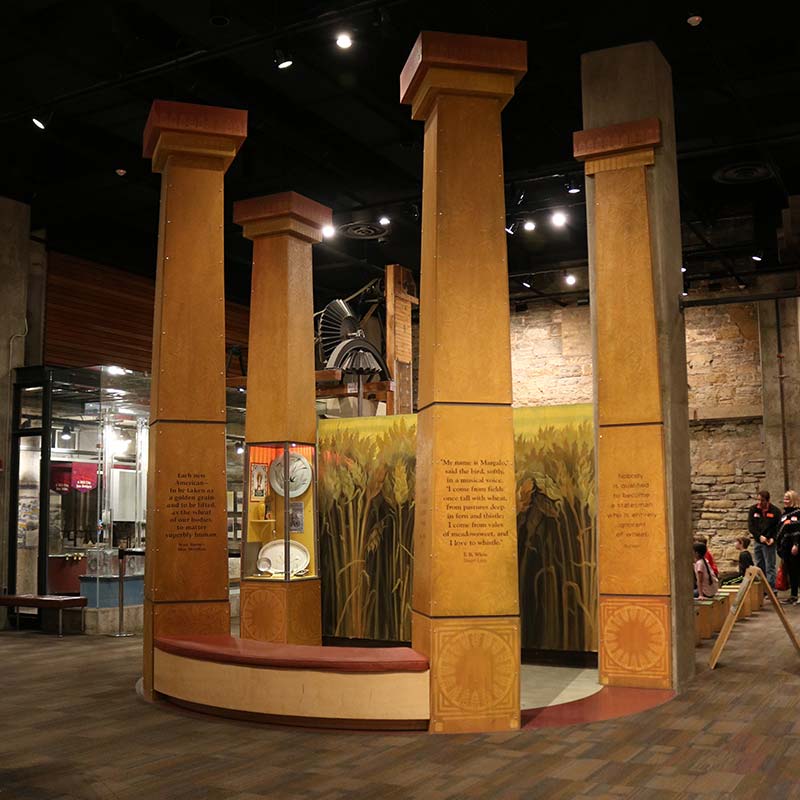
[0, 198, 30, 626]
[575, 43, 694, 690]
[401, 32, 527, 733]
[233, 192, 330, 644]
[25, 234, 47, 366]
[757, 275, 800, 494]
[141, 101, 247, 698]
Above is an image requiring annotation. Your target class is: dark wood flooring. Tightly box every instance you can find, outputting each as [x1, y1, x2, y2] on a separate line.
[2, 605, 800, 799]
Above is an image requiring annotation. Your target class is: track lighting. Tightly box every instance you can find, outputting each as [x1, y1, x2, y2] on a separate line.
[523, 220, 536, 232]
[60, 424, 73, 441]
[505, 221, 519, 235]
[565, 180, 581, 194]
[236, 444, 245, 455]
[32, 112, 52, 131]
[275, 48, 293, 69]
[552, 211, 568, 228]
[336, 33, 352, 49]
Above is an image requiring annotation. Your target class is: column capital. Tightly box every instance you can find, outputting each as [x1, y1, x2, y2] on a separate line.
[233, 191, 332, 243]
[400, 31, 526, 120]
[574, 117, 661, 173]
[143, 100, 247, 173]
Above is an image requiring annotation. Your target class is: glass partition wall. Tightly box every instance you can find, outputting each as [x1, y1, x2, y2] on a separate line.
[7, 367, 248, 625]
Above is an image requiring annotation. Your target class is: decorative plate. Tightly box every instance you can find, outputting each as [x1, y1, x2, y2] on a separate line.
[256, 540, 310, 576]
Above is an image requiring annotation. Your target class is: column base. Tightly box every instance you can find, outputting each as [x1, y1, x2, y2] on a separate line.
[240, 578, 321, 645]
[412, 611, 520, 733]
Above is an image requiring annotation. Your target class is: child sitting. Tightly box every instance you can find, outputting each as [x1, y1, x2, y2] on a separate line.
[694, 541, 720, 597]
[735, 535, 755, 577]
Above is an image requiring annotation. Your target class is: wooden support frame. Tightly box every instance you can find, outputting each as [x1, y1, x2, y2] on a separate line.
[709, 566, 800, 669]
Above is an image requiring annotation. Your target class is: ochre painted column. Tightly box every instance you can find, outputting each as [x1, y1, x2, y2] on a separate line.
[574, 43, 694, 691]
[400, 32, 527, 733]
[233, 192, 330, 645]
[142, 101, 247, 698]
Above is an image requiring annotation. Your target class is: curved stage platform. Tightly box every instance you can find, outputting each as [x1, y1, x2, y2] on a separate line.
[154, 636, 431, 730]
[153, 636, 674, 732]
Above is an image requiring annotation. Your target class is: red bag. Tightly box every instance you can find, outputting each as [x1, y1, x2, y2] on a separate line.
[776, 562, 789, 591]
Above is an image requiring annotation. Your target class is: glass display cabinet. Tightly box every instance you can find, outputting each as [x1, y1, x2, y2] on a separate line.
[242, 442, 318, 583]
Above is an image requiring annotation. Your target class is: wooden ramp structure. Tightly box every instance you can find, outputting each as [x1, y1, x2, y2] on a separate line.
[709, 566, 800, 669]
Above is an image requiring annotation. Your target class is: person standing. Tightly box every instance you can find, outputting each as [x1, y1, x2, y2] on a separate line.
[748, 489, 780, 587]
[777, 490, 800, 604]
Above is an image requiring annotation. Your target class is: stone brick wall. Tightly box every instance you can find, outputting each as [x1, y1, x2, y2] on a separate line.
[684, 304, 762, 417]
[689, 419, 766, 573]
[510, 305, 592, 407]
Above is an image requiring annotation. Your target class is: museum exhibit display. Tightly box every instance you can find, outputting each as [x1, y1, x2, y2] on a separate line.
[400, 31, 527, 733]
[574, 42, 694, 689]
[233, 192, 331, 644]
[142, 100, 247, 698]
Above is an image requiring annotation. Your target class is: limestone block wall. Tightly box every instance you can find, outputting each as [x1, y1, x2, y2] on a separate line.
[510, 306, 592, 407]
[684, 304, 762, 416]
[689, 419, 765, 572]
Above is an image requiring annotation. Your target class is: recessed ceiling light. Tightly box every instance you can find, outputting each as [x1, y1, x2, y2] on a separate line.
[565, 273, 577, 286]
[115, 168, 127, 176]
[552, 211, 567, 228]
[322, 224, 336, 238]
[336, 33, 352, 49]
[379, 216, 390, 226]
[523, 220, 536, 232]
[687, 14, 702, 27]
[32, 117, 46, 130]
[275, 48, 293, 69]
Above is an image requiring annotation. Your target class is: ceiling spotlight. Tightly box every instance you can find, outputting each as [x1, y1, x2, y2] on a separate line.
[523, 220, 536, 232]
[551, 211, 568, 228]
[236, 444, 245, 455]
[115, 168, 127, 177]
[681, 266, 687, 273]
[336, 33, 352, 49]
[751, 253, 762, 262]
[521, 280, 531, 288]
[687, 14, 702, 26]
[505, 221, 519, 235]
[322, 224, 336, 238]
[565, 273, 577, 286]
[275, 48, 293, 69]
[681, 290, 689, 297]
[738, 282, 748, 290]
[565, 180, 581, 194]
[60, 424, 73, 441]
[379, 216, 390, 226]
[237, 386, 245, 393]
[32, 117, 46, 130]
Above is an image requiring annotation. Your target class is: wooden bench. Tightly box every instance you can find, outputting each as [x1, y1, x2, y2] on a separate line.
[694, 600, 715, 642]
[0, 595, 87, 637]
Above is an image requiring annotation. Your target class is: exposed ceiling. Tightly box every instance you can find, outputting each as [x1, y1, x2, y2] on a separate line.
[2, 1, 799, 307]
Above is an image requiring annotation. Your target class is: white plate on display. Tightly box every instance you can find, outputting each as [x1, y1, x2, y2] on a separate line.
[256, 540, 310, 576]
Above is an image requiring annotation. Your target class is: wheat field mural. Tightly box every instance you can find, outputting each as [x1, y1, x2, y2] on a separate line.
[317, 405, 596, 650]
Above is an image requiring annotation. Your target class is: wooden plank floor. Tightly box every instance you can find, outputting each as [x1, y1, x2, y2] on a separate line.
[2, 606, 800, 799]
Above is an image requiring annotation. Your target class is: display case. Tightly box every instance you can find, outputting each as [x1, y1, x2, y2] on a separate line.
[242, 442, 318, 582]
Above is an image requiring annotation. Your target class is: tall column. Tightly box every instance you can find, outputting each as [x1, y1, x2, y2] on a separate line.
[142, 101, 247, 698]
[757, 276, 800, 494]
[401, 32, 526, 733]
[232, 192, 330, 645]
[575, 43, 694, 690]
[0, 198, 30, 627]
